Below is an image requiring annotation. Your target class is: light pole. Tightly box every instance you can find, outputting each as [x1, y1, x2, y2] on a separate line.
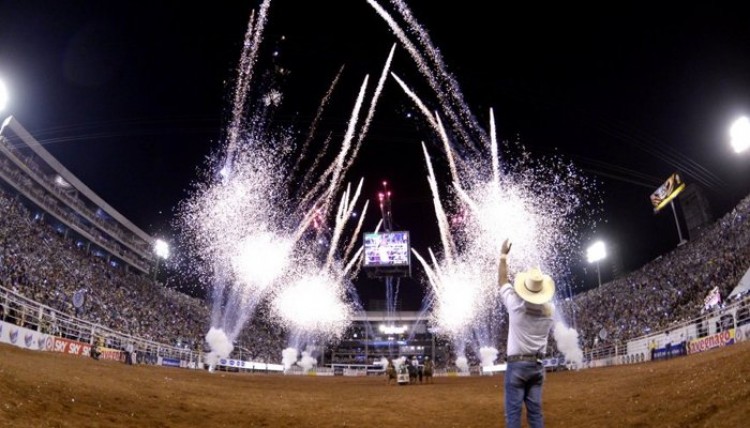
[730, 116, 750, 154]
[153, 238, 170, 281]
[586, 241, 607, 288]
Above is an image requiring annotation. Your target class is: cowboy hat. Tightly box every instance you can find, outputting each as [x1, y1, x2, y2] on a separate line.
[513, 267, 555, 304]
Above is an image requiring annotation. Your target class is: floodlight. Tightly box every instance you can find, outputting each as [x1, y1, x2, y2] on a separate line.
[730, 116, 750, 153]
[586, 241, 606, 264]
[154, 239, 170, 259]
[0, 79, 7, 111]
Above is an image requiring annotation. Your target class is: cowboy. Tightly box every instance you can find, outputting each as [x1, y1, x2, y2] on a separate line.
[498, 238, 555, 428]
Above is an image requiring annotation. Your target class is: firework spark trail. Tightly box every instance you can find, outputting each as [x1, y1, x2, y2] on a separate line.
[411, 98, 598, 362]
[325, 178, 364, 269]
[490, 108, 500, 186]
[271, 187, 367, 355]
[387, 0, 488, 147]
[390, 73, 468, 177]
[343, 246, 364, 277]
[390, 73, 439, 132]
[422, 142, 455, 263]
[344, 44, 397, 173]
[293, 66, 345, 176]
[368, 0, 485, 155]
[298, 75, 370, 218]
[435, 114, 464, 191]
[225, 1, 272, 163]
[298, 133, 334, 207]
[325, 75, 370, 213]
[343, 199, 370, 264]
[413, 249, 483, 340]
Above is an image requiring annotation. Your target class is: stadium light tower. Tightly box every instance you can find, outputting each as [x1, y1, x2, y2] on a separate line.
[730, 116, 750, 154]
[153, 239, 170, 281]
[586, 241, 607, 287]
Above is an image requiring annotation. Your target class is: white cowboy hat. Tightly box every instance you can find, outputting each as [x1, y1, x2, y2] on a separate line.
[513, 267, 555, 304]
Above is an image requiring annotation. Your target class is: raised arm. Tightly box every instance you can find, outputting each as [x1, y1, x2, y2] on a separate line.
[498, 238, 512, 286]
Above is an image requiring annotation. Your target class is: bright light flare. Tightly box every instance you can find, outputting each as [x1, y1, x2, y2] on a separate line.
[586, 240, 606, 263]
[0, 79, 7, 111]
[232, 233, 292, 290]
[468, 185, 540, 267]
[154, 239, 170, 259]
[273, 274, 351, 337]
[432, 267, 483, 335]
[730, 116, 750, 153]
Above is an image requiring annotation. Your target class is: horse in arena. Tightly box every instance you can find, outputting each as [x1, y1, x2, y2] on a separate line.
[423, 358, 434, 384]
[385, 360, 397, 385]
[408, 362, 418, 384]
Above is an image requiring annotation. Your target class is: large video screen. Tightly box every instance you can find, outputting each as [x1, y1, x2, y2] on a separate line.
[363, 231, 411, 267]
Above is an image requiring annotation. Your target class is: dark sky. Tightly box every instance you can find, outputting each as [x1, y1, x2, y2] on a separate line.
[2, 1, 750, 306]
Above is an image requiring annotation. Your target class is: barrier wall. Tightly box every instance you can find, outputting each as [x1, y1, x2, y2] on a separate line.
[0, 321, 48, 351]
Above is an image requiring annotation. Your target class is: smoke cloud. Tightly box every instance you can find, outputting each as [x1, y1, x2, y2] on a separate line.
[479, 346, 498, 367]
[553, 321, 583, 368]
[205, 327, 234, 370]
[282, 347, 299, 371]
[455, 355, 469, 372]
[298, 350, 317, 373]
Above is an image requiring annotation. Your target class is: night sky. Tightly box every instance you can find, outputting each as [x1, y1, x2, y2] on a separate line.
[2, 1, 750, 308]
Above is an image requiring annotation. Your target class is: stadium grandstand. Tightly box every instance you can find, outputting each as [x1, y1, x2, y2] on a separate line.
[2, 116, 750, 374]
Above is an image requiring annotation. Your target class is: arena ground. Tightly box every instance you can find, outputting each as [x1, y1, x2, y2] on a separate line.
[1, 341, 748, 427]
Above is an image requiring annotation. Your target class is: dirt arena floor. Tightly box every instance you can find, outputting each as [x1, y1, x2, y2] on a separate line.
[1, 341, 749, 427]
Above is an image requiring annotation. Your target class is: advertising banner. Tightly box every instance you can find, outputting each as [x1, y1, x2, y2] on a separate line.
[99, 347, 123, 361]
[161, 357, 181, 367]
[0, 321, 48, 351]
[688, 329, 735, 354]
[49, 337, 92, 357]
[650, 173, 686, 213]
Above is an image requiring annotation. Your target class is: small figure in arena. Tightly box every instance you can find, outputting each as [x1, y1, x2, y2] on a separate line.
[385, 358, 397, 385]
[423, 356, 434, 384]
[125, 340, 135, 365]
[408, 357, 418, 384]
[90, 336, 102, 360]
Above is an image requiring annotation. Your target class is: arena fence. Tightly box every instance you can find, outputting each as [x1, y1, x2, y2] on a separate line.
[0, 284, 200, 367]
[583, 293, 750, 369]
[3, 283, 749, 374]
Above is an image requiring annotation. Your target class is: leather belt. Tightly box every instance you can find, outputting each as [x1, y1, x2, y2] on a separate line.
[507, 354, 542, 363]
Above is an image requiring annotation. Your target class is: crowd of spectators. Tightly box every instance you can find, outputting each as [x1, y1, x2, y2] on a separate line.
[2, 176, 750, 366]
[0, 188, 286, 362]
[558, 193, 750, 351]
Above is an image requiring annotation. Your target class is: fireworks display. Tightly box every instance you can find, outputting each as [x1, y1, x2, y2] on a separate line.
[170, 0, 601, 369]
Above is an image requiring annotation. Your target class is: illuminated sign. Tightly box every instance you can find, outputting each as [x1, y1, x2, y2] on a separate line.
[650, 173, 686, 213]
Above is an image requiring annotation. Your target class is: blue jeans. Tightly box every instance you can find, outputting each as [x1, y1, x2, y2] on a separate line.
[504, 361, 545, 428]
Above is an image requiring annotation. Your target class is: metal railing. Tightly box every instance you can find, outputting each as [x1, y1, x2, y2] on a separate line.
[0, 284, 199, 363]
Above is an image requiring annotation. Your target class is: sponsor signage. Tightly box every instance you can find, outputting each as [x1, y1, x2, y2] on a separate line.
[688, 329, 735, 354]
[100, 347, 123, 361]
[0, 321, 49, 351]
[51, 337, 92, 357]
[161, 357, 181, 367]
[215, 358, 284, 372]
[650, 173, 686, 213]
[652, 341, 688, 360]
